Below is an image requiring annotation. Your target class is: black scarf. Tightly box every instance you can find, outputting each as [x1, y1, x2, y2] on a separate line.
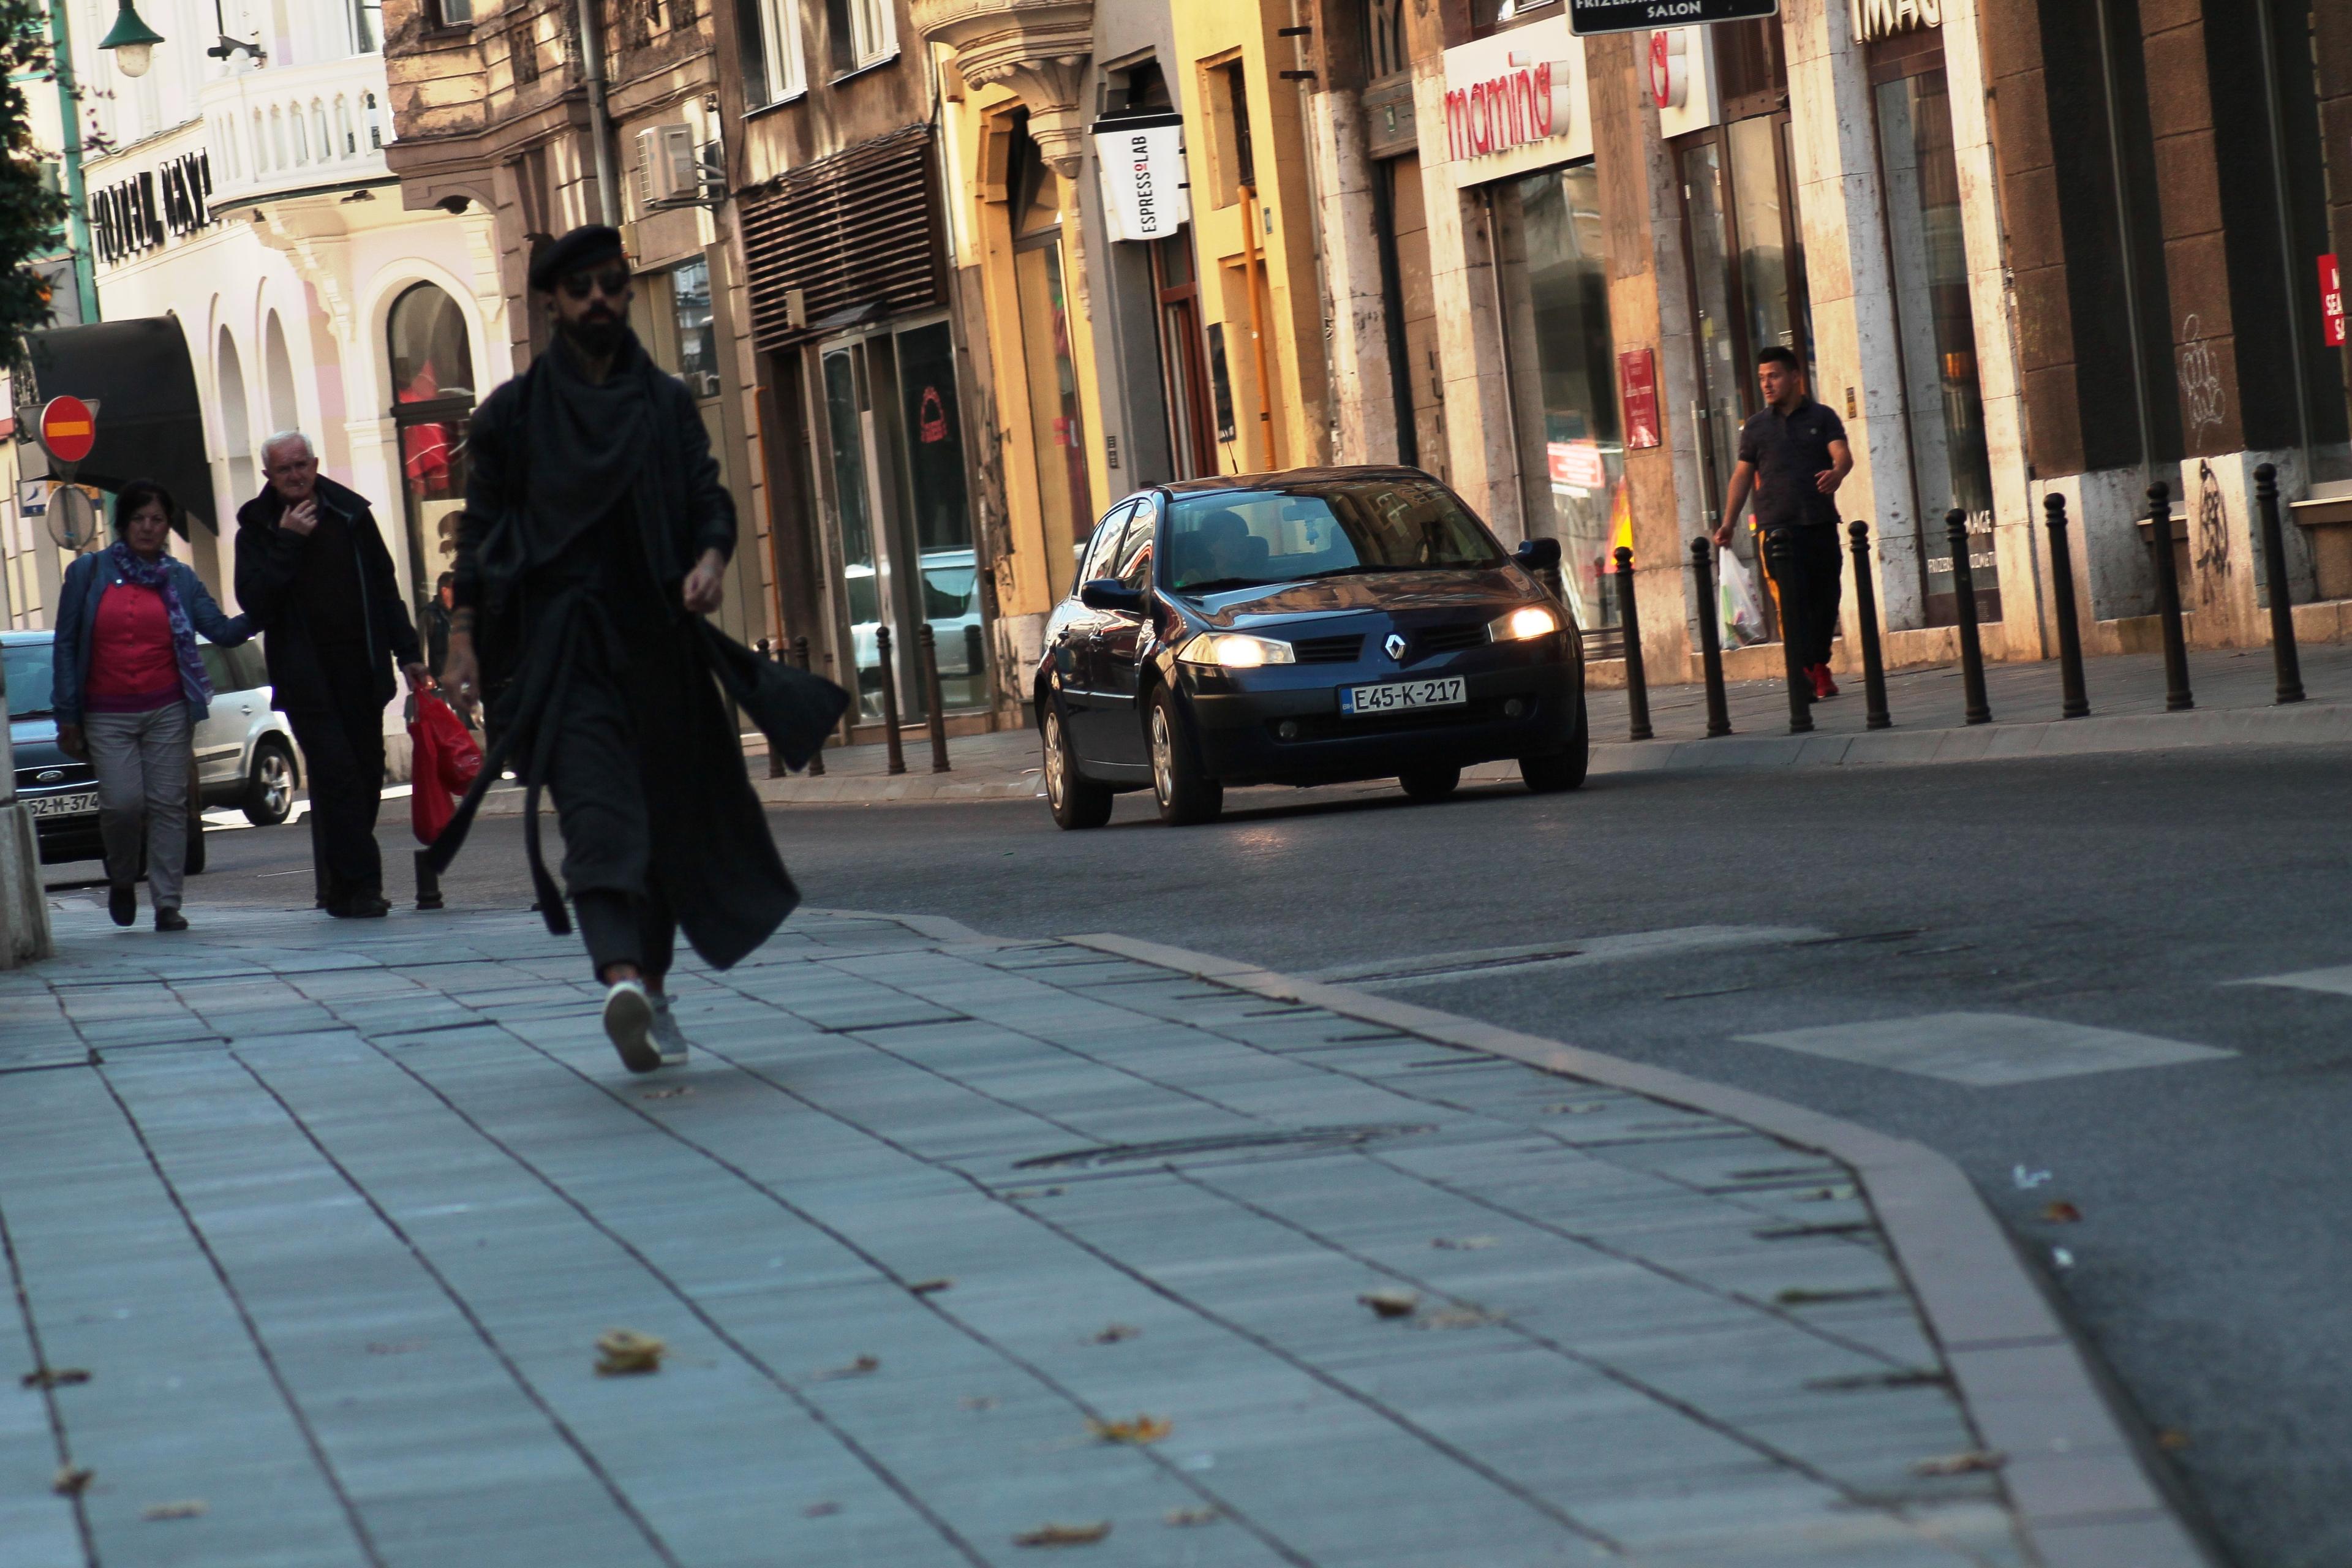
[526, 325, 654, 556]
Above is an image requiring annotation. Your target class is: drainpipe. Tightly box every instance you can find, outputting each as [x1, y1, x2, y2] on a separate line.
[48, 1, 99, 325]
[575, 0, 620, 226]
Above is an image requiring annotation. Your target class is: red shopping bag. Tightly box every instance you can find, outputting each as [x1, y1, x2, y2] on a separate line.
[409, 690, 484, 844]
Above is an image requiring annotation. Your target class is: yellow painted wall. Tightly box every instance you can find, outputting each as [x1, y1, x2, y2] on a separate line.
[1171, 0, 1330, 476]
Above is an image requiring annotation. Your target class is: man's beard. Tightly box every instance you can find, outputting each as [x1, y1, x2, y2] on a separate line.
[559, 310, 625, 358]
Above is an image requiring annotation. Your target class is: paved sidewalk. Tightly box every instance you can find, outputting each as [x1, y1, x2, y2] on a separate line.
[0, 899, 2201, 1566]
[647, 643, 2352, 809]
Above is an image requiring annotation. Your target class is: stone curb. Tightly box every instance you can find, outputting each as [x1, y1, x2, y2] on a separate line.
[1063, 930, 2222, 1568]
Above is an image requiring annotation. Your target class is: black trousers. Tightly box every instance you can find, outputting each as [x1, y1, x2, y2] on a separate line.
[575, 888, 678, 983]
[1763, 524, 1844, 669]
[284, 652, 385, 905]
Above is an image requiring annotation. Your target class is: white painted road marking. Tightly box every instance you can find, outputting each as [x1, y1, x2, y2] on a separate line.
[1735, 1011, 2233, 1087]
[1307, 925, 1828, 990]
[2230, 965, 2352, 997]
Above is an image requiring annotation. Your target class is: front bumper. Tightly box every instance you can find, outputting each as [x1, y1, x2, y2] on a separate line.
[1177, 645, 1580, 787]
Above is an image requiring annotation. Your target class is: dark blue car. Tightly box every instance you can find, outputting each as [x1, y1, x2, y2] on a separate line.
[1035, 468, 1588, 828]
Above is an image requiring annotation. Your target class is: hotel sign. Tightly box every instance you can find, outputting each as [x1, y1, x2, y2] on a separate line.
[1441, 19, 1593, 184]
[1092, 113, 1189, 244]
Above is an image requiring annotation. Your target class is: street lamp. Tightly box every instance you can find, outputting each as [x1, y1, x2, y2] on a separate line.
[98, 0, 165, 78]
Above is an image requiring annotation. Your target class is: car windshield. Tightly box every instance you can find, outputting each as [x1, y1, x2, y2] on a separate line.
[2, 641, 56, 720]
[1166, 478, 1506, 593]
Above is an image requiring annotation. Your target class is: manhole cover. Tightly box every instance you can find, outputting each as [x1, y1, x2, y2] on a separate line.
[1014, 1124, 1434, 1170]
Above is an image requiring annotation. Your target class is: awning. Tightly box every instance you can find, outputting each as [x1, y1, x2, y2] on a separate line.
[24, 317, 215, 536]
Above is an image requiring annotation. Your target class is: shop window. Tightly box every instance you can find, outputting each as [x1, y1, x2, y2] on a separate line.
[387, 283, 477, 620]
[1494, 163, 1624, 639]
[1152, 232, 1217, 480]
[737, 0, 806, 106]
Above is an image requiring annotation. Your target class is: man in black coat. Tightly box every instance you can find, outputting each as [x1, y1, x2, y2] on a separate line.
[438, 224, 804, 1074]
[234, 432, 426, 917]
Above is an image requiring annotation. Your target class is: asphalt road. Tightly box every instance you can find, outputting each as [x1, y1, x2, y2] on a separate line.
[56, 744, 2352, 1568]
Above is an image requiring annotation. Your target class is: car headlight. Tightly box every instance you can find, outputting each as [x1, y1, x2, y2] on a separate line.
[1177, 631, 1295, 668]
[1488, 605, 1559, 642]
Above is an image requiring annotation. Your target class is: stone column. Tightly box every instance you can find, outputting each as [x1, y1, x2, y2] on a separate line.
[1311, 88, 1400, 467]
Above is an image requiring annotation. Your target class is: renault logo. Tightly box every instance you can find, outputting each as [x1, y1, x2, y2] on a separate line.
[36, 769, 62, 783]
[1384, 633, 1407, 662]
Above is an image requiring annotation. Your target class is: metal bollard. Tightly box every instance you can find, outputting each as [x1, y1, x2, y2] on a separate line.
[1764, 530, 1814, 734]
[1946, 509, 1992, 725]
[1613, 546, 1653, 741]
[875, 624, 907, 776]
[2144, 482, 2193, 710]
[2042, 494, 2090, 718]
[918, 624, 951, 773]
[1689, 537, 1733, 737]
[413, 848, 443, 911]
[2254, 462, 2305, 704]
[793, 637, 826, 775]
[1847, 521, 1891, 730]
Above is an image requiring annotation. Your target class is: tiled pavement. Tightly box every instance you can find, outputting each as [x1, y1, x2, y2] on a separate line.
[1, 902, 2052, 1567]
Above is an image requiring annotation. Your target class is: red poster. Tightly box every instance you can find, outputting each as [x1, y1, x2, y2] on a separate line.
[2323, 255, 2346, 349]
[1618, 349, 1660, 450]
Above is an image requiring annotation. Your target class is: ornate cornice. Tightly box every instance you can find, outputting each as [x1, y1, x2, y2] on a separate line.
[908, 0, 1094, 175]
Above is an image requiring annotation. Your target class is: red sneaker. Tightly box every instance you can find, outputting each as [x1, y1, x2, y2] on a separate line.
[1810, 664, 1840, 699]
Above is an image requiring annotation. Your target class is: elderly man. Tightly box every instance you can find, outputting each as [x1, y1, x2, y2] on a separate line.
[234, 431, 427, 918]
[436, 225, 811, 1073]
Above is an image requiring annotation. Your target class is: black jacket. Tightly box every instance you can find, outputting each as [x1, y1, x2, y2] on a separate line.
[233, 474, 423, 712]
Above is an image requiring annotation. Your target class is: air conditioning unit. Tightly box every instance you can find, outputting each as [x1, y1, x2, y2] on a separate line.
[635, 124, 697, 209]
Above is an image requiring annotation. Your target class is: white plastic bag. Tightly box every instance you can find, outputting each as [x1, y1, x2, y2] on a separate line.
[1717, 546, 1768, 649]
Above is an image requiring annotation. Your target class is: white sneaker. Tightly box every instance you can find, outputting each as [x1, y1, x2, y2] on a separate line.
[650, 996, 690, 1065]
[603, 979, 660, 1074]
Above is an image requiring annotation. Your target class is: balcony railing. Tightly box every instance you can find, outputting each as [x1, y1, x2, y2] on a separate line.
[201, 53, 392, 208]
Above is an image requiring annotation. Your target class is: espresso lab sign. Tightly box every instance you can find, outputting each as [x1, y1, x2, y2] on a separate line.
[1441, 18, 1592, 184]
[1092, 114, 1189, 244]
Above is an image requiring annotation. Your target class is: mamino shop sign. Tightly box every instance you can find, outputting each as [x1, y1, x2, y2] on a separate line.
[1091, 113, 1189, 244]
[1441, 19, 1593, 186]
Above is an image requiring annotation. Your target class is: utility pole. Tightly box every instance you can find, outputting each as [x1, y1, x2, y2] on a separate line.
[47, 0, 98, 325]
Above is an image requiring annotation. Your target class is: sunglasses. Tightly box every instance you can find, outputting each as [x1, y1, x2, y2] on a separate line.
[558, 265, 633, 301]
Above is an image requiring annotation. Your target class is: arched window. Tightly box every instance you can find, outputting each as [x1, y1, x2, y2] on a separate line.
[386, 283, 478, 619]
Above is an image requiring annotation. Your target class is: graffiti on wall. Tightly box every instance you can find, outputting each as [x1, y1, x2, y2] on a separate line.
[2193, 460, 2231, 581]
[2177, 315, 2227, 447]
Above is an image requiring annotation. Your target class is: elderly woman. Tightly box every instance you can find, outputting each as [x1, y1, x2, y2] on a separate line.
[53, 481, 251, 932]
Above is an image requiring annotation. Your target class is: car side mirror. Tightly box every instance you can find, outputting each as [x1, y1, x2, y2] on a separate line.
[1515, 537, 1562, 571]
[1079, 578, 1145, 614]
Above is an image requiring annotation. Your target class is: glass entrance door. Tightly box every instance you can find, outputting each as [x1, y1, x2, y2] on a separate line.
[819, 340, 890, 723]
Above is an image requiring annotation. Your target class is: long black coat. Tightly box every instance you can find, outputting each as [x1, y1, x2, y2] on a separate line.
[233, 475, 422, 713]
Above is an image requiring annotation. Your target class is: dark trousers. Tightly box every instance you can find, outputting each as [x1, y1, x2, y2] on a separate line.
[575, 888, 678, 984]
[1764, 524, 1844, 669]
[284, 652, 385, 905]
[548, 622, 687, 984]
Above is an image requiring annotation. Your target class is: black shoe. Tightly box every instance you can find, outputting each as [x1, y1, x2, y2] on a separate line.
[154, 909, 188, 933]
[328, 895, 392, 919]
[108, 884, 136, 927]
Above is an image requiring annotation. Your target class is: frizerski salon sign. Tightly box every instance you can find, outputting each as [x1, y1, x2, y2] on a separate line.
[1441, 18, 1592, 180]
[1091, 113, 1189, 244]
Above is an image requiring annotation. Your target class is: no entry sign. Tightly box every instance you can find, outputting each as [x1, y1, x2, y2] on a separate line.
[37, 395, 96, 467]
[1570, 0, 1776, 35]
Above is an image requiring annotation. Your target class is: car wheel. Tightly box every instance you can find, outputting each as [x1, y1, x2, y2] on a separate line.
[1042, 703, 1113, 831]
[1399, 764, 1461, 802]
[244, 739, 297, 827]
[1520, 692, 1591, 794]
[1148, 688, 1223, 826]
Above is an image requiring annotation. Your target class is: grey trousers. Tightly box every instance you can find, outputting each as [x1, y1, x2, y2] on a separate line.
[85, 705, 192, 911]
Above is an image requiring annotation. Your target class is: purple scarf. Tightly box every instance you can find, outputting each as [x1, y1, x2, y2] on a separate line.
[108, 541, 213, 709]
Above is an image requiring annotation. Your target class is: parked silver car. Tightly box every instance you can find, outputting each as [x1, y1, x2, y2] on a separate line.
[4, 628, 300, 872]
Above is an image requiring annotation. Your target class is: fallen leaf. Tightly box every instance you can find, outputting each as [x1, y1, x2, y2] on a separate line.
[1359, 1287, 1421, 1319]
[1014, 1521, 1111, 1547]
[20, 1366, 90, 1389]
[1542, 1102, 1607, 1115]
[2040, 1200, 2083, 1224]
[1163, 1506, 1219, 1527]
[2156, 1427, 2191, 1452]
[1088, 1414, 1172, 1445]
[1430, 1235, 1498, 1251]
[959, 1395, 998, 1411]
[1415, 1306, 1501, 1331]
[908, 1278, 954, 1295]
[814, 1354, 880, 1381]
[803, 1500, 842, 1518]
[141, 1500, 207, 1521]
[51, 1466, 92, 1496]
[1801, 1185, 1858, 1202]
[1912, 1450, 2007, 1477]
[1091, 1324, 1140, 1344]
[640, 1086, 695, 1101]
[594, 1329, 668, 1376]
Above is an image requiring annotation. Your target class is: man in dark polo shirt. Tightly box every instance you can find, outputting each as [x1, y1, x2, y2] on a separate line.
[234, 432, 427, 916]
[1714, 345, 1853, 700]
